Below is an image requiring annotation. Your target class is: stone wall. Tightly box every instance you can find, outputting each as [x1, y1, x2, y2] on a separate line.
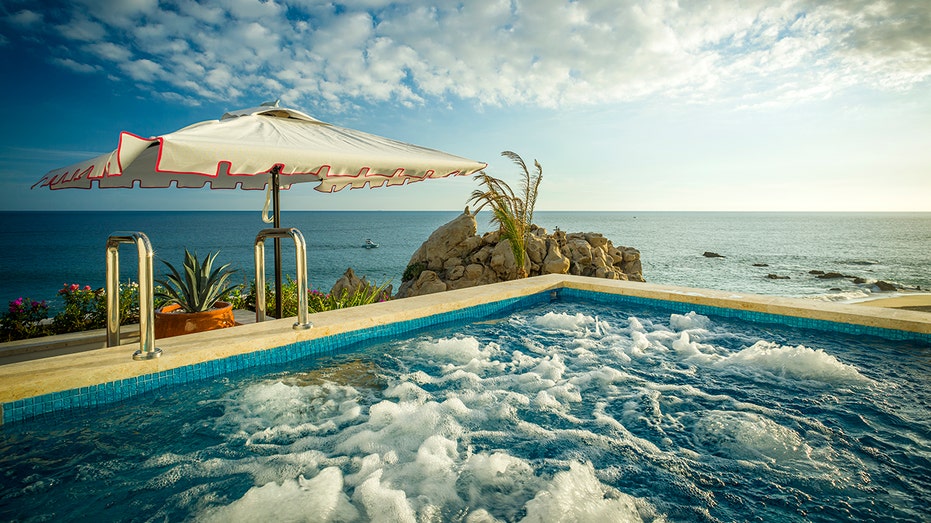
[395, 210, 644, 299]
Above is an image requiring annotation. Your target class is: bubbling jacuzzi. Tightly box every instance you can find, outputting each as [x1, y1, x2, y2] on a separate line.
[1, 293, 929, 522]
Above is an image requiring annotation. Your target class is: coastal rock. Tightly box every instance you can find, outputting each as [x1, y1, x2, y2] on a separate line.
[409, 211, 477, 271]
[330, 267, 365, 296]
[395, 211, 644, 299]
[330, 268, 391, 300]
[526, 235, 547, 265]
[874, 280, 897, 292]
[490, 241, 521, 280]
[406, 270, 448, 296]
[766, 274, 790, 280]
[542, 240, 571, 275]
[703, 252, 725, 258]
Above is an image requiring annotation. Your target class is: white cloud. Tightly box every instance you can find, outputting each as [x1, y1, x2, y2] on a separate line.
[55, 16, 106, 42]
[24, 0, 931, 111]
[74, 0, 160, 29]
[85, 41, 133, 62]
[51, 57, 99, 73]
[7, 9, 42, 27]
[121, 58, 163, 82]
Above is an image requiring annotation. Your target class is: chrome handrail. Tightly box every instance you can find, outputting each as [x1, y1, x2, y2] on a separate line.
[254, 228, 313, 330]
[106, 232, 162, 360]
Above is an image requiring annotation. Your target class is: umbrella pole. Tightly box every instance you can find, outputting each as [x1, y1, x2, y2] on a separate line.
[272, 165, 283, 319]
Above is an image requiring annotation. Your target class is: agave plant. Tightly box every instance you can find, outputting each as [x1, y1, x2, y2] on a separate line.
[155, 249, 239, 313]
[469, 151, 543, 279]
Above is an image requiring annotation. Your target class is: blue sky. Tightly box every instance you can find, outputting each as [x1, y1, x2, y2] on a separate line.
[1, 0, 929, 212]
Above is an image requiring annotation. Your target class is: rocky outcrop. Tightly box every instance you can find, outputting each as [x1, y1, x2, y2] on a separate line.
[396, 211, 644, 299]
[330, 268, 392, 300]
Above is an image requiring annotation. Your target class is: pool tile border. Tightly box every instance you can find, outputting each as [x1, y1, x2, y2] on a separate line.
[3, 275, 929, 425]
[559, 288, 931, 343]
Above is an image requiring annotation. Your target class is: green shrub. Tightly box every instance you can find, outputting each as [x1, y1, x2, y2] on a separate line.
[0, 297, 51, 342]
[52, 282, 142, 334]
[51, 284, 105, 333]
[402, 262, 426, 282]
[0, 282, 144, 342]
[308, 280, 392, 313]
[232, 277, 391, 317]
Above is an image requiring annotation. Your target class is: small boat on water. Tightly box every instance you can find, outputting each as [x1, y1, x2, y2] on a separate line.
[363, 239, 378, 249]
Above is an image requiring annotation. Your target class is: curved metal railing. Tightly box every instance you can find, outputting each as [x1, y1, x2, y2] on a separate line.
[254, 228, 313, 330]
[106, 232, 162, 360]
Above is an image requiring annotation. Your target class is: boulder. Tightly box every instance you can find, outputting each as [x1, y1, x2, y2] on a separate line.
[409, 211, 478, 271]
[447, 264, 465, 281]
[703, 252, 725, 258]
[584, 233, 609, 249]
[330, 268, 391, 300]
[490, 241, 520, 280]
[542, 240, 570, 275]
[330, 268, 367, 296]
[621, 258, 644, 282]
[407, 270, 448, 296]
[464, 263, 485, 281]
[874, 280, 897, 291]
[526, 234, 547, 264]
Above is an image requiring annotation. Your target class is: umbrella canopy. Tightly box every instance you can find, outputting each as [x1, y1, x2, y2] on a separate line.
[32, 101, 487, 320]
[32, 102, 487, 193]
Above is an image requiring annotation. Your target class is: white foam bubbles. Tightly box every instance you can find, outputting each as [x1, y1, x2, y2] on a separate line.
[671, 331, 720, 364]
[533, 311, 598, 333]
[217, 380, 364, 445]
[520, 462, 663, 522]
[416, 336, 499, 365]
[199, 467, 359, 523]
[717, 341, 871, 384]
[693, 410, 813, 464]
[353, 469, 418, 523]
[670, 311, 711, 331]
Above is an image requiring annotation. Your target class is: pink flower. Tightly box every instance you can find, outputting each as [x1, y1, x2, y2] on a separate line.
[84, 285, 92, 291]
[70, 284, 80, 292]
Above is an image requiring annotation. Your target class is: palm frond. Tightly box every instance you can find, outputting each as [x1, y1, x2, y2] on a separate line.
[467, 152, 544, 279]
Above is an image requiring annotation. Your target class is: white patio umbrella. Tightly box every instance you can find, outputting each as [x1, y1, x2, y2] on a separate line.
[33, 101, 487, 316]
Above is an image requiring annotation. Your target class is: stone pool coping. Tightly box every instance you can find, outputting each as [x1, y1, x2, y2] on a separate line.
[2, 275, 929, 424]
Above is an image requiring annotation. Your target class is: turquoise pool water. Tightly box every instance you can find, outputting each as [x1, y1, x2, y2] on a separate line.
[1, 297, 929, 521]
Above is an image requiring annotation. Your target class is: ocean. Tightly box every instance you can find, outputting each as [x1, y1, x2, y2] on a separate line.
[1, 211, 929, 311]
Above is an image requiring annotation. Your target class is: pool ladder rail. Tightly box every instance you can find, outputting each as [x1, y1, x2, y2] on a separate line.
[106, 228, 313, 361]
[106, 232, 161, 361]
[254, 227, 313, 330]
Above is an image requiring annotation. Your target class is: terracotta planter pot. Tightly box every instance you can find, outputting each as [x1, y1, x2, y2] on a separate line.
[154, 301, 235, 339]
